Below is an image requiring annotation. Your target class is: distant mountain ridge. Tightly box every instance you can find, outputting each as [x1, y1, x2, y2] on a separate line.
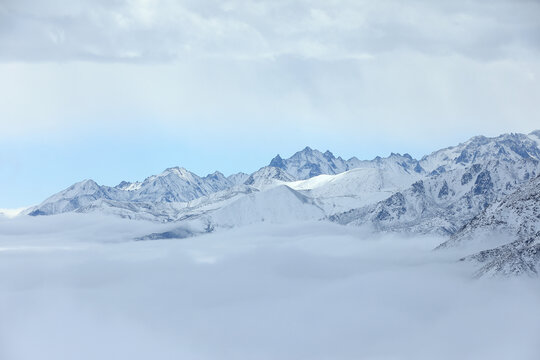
[23, 130, 540, 276]
[268, 147, 357, 180]
[26, 144, 426, 218]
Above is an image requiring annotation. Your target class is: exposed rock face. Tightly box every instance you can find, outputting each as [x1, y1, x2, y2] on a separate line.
[243, 166, 295, 187]
[266, 147, 351, 180]
[440, 175, 540, 248]
[329, 132, 540, 235]
[461, 238, 540, 277]
[437, 174, 540, 277]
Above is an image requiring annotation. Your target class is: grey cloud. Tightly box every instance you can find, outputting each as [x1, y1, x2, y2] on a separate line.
[0, 0, 539, 63]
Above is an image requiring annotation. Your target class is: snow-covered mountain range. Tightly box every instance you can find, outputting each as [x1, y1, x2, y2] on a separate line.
[441, 174, 540, 277]
[23, 131, 540, 276]
[330, 132, 540, 235]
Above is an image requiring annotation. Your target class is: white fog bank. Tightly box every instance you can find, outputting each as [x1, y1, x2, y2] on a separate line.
[0, 216, 539, 360]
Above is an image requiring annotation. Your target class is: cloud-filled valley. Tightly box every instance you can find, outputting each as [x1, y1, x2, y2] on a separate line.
[1, 217, 539, 360]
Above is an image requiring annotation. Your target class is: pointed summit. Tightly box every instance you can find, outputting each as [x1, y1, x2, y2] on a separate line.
[323, 150, 335, 159]
[204, 171, 227, 181]
[265, 146, 352, 180]
[269, 154, 285, 169]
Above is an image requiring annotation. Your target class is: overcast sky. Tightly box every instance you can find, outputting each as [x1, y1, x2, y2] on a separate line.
[1, 0, 539, 207]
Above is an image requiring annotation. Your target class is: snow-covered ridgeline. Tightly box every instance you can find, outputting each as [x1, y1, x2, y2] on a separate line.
[24, 131, 540, 237]
[329, 132, 540, 235]
[15, 130, 540, 276]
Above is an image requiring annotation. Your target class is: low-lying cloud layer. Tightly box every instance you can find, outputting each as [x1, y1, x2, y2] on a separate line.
[0, 215, 539, 360]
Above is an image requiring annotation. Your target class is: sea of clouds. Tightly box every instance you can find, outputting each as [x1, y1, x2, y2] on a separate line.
[0, 214, 539, 360]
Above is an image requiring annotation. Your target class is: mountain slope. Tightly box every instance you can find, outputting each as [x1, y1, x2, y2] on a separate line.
[27, 180, 126, 216]
[268, 147, 351, 180]
[267, 147, 424, 181]
[430, 174, 540, 277]
[461, 238, 540, 277]
[227, 172, 250, 186]
[243, 166, 295, 188]
[440, 174, 540, 248]
[74, 185, 258, 223]
[209, 185, 325, 227]
[129, 168, 233, 203]
[25, 144, 426, 219]
[330, 132, 540, 235]
[23, 131, 540, 247]
[289, 163, 422, 215]
[26, 168, 235, 216]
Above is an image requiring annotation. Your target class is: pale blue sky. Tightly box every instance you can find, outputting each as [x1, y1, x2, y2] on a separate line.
[1, 124, 489, 208]
[1, 0, 539, 207]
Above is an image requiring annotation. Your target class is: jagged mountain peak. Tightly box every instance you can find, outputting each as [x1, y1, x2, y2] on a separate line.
[115, 180, 131, 189]
[269, 154, 285, 169]
[160, 166, 192, 177]
[358, 153, 422, 176]
[289, 146, 320, 159]
[75, 178, 99, 188]
[266, 147, 351, 180]
[27, 165, 235, 215]
[115, 180, 142, 191]
[466, 134, 489, 145]
[244, 166, 295, 188]
[419, 132, 540, 174]
[51, 179, 106, 198]
[204, 171, 227, 180]
[266, 147, 423, 182]
[26, 178, 115, 216]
